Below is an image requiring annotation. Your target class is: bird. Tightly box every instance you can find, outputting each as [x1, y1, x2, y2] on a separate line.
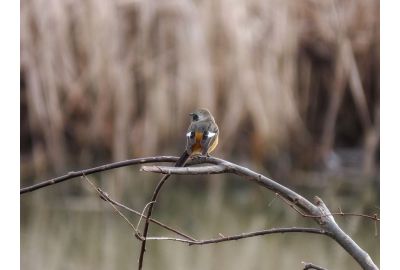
[175, 108, 219, 167]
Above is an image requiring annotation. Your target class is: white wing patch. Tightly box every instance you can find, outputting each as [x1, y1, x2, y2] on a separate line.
[207, 132, 217, 138]
[186, 131, 216, 138]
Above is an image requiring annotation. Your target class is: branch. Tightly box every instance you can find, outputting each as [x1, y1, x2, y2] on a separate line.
[302, 261, 328, 270]
[141, 157, 379, 270]
[141, 162, 380, 221]
[85, 176, 329, 251]
[138, 174, 171, 270]
[141, 159, 319, 215]
[140, 164, 226, 175]
[90, 182, 197, 241]
[275, 193, 379, 222]
[20, 156, 379, 270]
[145, 227, 330, 245]
[81, 175, 140, 237]
[20, 156, 179, 194]
[313, 197, 378, 270]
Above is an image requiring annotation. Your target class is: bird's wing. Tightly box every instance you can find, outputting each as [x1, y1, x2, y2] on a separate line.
[200, 122, 219, 155]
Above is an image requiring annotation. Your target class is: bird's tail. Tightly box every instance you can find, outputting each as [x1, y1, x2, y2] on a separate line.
[175, 151, 190, 167]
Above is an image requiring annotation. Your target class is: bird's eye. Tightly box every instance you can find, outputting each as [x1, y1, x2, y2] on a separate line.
[192, 114, 199, 121]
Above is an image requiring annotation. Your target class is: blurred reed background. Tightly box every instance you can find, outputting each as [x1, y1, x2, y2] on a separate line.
[20, 0, 379, 269]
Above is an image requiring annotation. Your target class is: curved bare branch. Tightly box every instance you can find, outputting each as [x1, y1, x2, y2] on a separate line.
[20, 156, 179, 194]
[141, 157, 379, 270]
[20, 155, 379, 269]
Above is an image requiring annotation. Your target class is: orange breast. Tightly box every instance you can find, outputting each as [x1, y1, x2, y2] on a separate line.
[191, 131, 203, 154]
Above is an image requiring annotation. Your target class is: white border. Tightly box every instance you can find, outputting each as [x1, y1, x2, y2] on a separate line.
[381, 0, 400, 268]
[0, 1, 20, 269]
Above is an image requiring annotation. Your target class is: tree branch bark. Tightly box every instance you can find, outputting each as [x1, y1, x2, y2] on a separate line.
[141, 157, 379, 270]
[20, 156, 379, 269]
[302, 261, 328, 270]
[20, 156, 179, 194]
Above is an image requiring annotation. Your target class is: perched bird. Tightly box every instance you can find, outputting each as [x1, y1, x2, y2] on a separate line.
[175, 109, 219, 167]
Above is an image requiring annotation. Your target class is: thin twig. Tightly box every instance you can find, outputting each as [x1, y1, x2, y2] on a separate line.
[20, 155, 379, 270]
[81, 175, 140, 238]
[138, 174, 171, 270]
[81, 173, 197, 241]
[101, 193, 197, 241]
[275, 193, 380, 222]
[267, 196, 277, 207]
[145, 227, 330, 245]
[136, 201, 155, 232]
[140, 158, 379, 270]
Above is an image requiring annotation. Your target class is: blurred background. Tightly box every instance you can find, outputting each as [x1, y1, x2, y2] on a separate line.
[20, 0, 379, 269]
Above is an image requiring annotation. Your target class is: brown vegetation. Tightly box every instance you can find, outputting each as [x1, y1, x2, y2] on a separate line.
[20, 0, 379, 181]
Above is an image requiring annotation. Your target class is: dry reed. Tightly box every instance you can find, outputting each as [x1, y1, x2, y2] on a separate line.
[20, 0, 379, 181]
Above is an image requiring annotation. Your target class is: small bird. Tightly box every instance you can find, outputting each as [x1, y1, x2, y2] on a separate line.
[175, 109, 219, 167]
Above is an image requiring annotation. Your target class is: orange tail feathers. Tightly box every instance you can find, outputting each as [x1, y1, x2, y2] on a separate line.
[175, 151, 190, 167]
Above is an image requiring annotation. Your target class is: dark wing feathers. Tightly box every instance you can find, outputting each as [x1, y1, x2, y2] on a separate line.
[185, 119, 219, 155]
[200, 122, 218, 155]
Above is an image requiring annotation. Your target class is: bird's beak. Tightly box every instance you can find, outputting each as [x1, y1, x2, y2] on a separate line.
[189, 113, 194, 116]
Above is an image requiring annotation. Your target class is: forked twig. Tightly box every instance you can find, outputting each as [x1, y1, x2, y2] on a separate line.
[81, 174, 197, 242]
[81, 175, 141, 239]
[138, 174, 171, 270]
[20, 156, 379, 270]
[140, 158, 379, 270]
[136, 201, 155, 232]
[275, 193, 380, 222]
